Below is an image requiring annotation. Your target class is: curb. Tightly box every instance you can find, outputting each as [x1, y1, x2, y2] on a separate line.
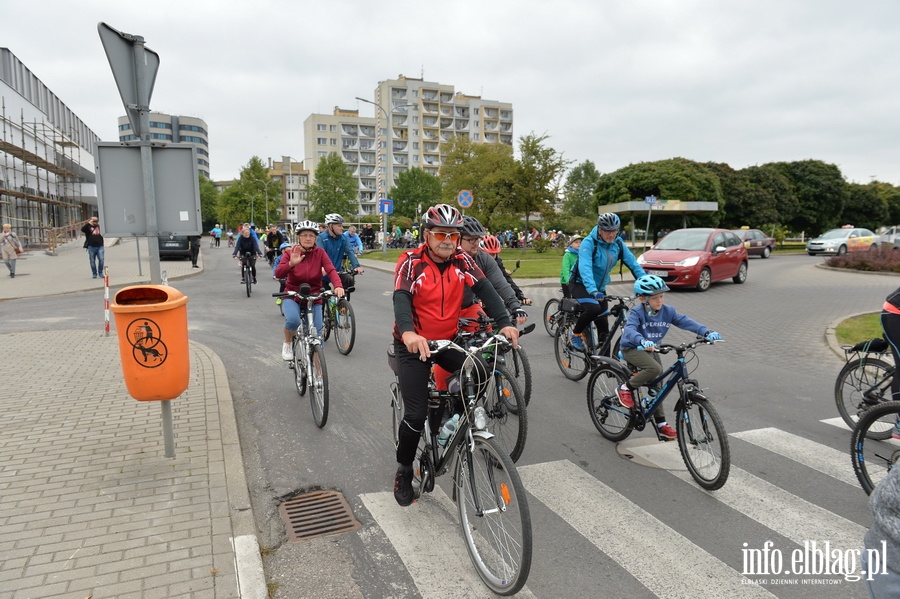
[192, 340, 267, 599]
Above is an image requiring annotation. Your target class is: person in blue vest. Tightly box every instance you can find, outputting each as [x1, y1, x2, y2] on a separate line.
[317, 214, 364, 288]
[568, 212, 645, 351]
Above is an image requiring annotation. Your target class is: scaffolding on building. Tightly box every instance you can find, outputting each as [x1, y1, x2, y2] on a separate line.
[0, 99, 90, 252]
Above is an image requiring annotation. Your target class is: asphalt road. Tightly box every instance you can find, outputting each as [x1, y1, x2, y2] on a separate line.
[5, 249, 897, 598]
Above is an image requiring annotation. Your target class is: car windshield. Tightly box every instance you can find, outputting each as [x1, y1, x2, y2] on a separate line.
[820, 230, 850, 239]
[654, 230, 710, 251]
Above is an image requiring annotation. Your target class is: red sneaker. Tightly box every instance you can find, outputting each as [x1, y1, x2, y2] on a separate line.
[616, 385, 634, 409]
[658, 424, 677, 441]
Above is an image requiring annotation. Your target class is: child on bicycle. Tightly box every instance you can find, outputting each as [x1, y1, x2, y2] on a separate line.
[617, 274, 722, 440]
[560, 234, 582, 298]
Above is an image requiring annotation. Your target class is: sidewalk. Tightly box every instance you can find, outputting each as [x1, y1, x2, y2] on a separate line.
[0, 241, 267, 598]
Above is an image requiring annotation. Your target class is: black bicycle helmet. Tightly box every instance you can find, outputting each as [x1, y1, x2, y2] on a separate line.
[423, 204, 463, 229]
[634, 274, 670, 296]
[460, 215, 487, 237]
[597, 212, 621, 231]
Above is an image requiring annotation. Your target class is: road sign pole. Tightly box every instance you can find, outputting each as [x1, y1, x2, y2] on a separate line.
[381, 212, 387, 257]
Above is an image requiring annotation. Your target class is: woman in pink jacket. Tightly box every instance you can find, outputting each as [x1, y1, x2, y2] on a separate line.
[274, 220, 344, 361]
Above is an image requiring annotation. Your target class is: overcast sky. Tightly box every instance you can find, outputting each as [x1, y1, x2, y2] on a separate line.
[3, 0, 899, 185]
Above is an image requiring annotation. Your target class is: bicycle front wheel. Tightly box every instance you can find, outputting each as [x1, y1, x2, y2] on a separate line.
[505, 346, 532, 406]
[390, 381, 403, 448]
[245, 265, 252, 297]
[851, 400, 900, 495]
[835, 357, 894, 438]
[543, 298, 560, 337]
[586, 365, 633, 441]
[333, 298, 356, 355]
[487, 368, 528, 462]
[676, 397, 730, 490]
[554, 319, 589, 381]
[309, 344, 329, 427]
[321, 301, 333, 341]
[455, 435, 532, 596]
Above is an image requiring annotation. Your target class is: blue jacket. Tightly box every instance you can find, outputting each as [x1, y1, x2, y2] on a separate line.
[576, 226, 645, 295]
[343, 231, 364, 254]
[620, 303, 709, 350]
[316, 231, 360, 271]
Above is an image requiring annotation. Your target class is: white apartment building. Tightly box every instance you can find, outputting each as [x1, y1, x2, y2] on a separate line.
[117, 113, 210, 179]
[303, 76, 513, 216]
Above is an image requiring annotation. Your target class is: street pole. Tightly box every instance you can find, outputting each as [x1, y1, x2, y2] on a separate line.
[355, 96, 391, 256]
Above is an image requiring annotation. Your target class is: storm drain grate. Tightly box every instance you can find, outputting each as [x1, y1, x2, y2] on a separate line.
[279, 490, 361, 542]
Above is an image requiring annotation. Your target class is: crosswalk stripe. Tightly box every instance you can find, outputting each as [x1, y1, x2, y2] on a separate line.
[730, 427, 858, 487]
[360, 487, 536, 599]
[518, 460, 776, 598]
[630, 443, 865, 552]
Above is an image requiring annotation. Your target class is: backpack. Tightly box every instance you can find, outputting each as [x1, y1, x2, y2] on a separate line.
[569, 236, 626, 287]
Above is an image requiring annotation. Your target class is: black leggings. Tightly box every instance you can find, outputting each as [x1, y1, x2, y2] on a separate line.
[570, 282, 610, 338]
[240, 255, 257, 279]
[881, 310, 900, 400]
[394, 341, 489, 466]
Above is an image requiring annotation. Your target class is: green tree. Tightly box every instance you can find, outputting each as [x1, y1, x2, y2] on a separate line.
[707, 163, 794, 228]
[392, 168, 442, 218]
[871, 181, 900, 225]
[214, 156, 282, 228]
[198, 174, 219, 230]
[509, 133, 570, 242]
[842, 183, 888, 231]
[563, 160, 602, 218]
[440, 136, 517, 228]
[768, 160, 847, 235]
[307, 152, 357, 221]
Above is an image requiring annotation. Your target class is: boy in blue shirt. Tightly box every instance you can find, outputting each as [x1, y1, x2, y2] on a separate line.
[617, 274, 722, 440]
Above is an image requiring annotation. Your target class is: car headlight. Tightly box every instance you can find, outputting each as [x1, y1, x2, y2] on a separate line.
[675, 256, 700, 267]
[637, 255, 646, 264]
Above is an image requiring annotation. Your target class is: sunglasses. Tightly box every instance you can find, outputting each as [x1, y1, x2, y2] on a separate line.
[429, 231, 460, 242]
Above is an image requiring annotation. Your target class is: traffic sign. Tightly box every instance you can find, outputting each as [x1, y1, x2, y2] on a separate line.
[379, 199, 394, 214]
[98, 22, 160, 138]
[645, 195, 657, 205]
[457, 190, 474, 209]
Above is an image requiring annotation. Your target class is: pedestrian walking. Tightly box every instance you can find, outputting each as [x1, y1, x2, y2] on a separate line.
[81, 216, 105, 279]
[189, 235, 201, 268]
[1, 223, 23, 278]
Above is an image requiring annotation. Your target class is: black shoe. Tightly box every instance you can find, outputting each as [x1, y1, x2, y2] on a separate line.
[393, 465, 414, 507]
[192, 265, 199, 268]
[253, 278, 257, 284]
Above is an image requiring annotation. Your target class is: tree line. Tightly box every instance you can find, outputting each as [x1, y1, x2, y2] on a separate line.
[199, 141, 900, 238]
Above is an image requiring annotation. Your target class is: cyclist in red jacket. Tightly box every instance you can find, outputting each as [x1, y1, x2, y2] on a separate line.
[391, 204, 518, 507]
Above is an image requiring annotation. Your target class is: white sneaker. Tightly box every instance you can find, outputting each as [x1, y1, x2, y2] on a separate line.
[281, 343, 293, 361]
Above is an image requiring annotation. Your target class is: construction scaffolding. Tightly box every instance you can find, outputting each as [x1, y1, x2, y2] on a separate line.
[0, 98, 91, 252]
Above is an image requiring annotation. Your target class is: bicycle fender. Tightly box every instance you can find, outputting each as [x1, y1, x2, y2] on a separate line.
[590, 355, 631, 379]
[472, 430, 494, 441]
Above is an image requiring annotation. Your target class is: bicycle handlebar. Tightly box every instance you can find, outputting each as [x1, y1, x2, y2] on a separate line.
[272, 287, 336, 302]
[428, 333, 515, 355]
[653, 337, 722, 354]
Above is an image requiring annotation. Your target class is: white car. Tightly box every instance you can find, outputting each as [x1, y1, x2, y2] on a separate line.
[806, 227, 876, 256]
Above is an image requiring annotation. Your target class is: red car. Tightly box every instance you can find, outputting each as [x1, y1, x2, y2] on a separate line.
[637, 228, 749, 291]
[732, 229, 776, 258]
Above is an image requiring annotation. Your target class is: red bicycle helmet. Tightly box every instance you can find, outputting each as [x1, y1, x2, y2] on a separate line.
[423, 204, 463, 229]
[480, 235, 502, 254]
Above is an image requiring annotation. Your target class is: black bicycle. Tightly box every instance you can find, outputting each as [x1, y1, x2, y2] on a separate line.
[586, 338, 730, 490]
[835, 337, 894, 438]
[240, 252, 254, 297]
[554, 295, 634, 381]
[542, 290, 563, 337]
[851, 400, 900, 495]
[387, 334, 532, 594]
[321, 270, 359, 356]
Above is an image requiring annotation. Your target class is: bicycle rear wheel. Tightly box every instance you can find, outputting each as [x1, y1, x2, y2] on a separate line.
[321, 300, 333, 341]
[487, 368, 527, 462]
[835, 357, 894, 439]
[586, 365, 633, 441]
[309, 344, 329, 427]
[504, 346, 532, 406]
[333, 298, 356, 355]
[554, 319, 590, 381]
[851, 400, 900, 495]
[455, 435, 532, 596]
[390, 381, 403, 448]
[543, 298, 560, 337]
[293, 337, 307, 396]
[676, 397, 730, 490]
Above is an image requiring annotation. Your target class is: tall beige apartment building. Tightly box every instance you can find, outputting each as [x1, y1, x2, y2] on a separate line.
[117, 113, 210, 179]
[304, 75, 513, 216]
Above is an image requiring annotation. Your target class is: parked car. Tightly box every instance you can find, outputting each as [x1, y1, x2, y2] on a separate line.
[636, 228, 748, 292]
[158, 234, 192, 259]
[805, 227, 876, 256]
[731, 228, 776, 258]
[878, 225, 900, 250]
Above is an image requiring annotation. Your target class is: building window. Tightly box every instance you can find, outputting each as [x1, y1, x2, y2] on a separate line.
[317, 124, 327, 131]
[330, 125, 337, 132]
[318, 151, 328, 158]
[330, 138, 337, 146]
[413, 142, 419, 149]
[317, 137, 327, 145]
[474, 108, 479, 115]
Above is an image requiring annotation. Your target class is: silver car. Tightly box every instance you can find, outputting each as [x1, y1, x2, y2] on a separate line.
[806, 227, 876, 256]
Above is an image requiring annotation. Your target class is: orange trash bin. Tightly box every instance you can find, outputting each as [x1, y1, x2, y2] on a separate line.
[110, 285, 190, 401]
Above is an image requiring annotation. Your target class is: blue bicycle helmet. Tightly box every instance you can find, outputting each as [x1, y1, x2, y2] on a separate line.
[634, 274, 670, 296]
[597, 212, 621, 231]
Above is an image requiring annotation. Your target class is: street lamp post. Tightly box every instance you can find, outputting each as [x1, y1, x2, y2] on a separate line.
[355, 97, 413, 256]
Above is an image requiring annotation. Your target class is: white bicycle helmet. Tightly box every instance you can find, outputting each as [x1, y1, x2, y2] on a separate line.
[324, 213, 345, 225]
[295, 220, 318, 234]
[423, 204, 463, 229]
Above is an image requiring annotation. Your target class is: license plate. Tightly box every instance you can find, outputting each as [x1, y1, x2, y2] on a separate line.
[164, 242, 179, 247]
[646, 269, 668, 277]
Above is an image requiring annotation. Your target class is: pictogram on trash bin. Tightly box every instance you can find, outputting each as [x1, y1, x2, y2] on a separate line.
[111, 285, 189, 401]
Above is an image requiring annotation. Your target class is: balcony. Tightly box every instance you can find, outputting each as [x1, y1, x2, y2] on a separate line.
[359, 126, 375, 137]
[423, 156, 440, 166]
[391, 103, 409, 114]
[423, 116, 438, 126]
[500, 135, 512, 145]
[424, 142, 439, 152]
[440, 106, 453, 117]
[359, 152, 375, 164]
[455, 107, 469, 118]
[391, 88, 408, 100]
[342, 151, 358, 163]
[500, 123, 512, 132]
[359, 179, 376, 191]
[423, 129, 438, 140]
[341, 125, 358, 136]
[342, 140, 359, 150]
[422, 90, 438, 100]
[359, 140, 374, 150]
[455, 120, 469, 130]
[440, 132, 453, 142]
[392, 114, 408, 126]
[484, 108, 499, 119]
[359, 165, 375, 176]
[440, 92, 453, 102]
[484, 120, 498, 131]
[392, 141, 408, 152]
[440, 118, 453, 129]
[393, 155, 408, 165]
[424, 167, 439, 176]
[423, 102, 439, 114]
[393, 128, 408, 140]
